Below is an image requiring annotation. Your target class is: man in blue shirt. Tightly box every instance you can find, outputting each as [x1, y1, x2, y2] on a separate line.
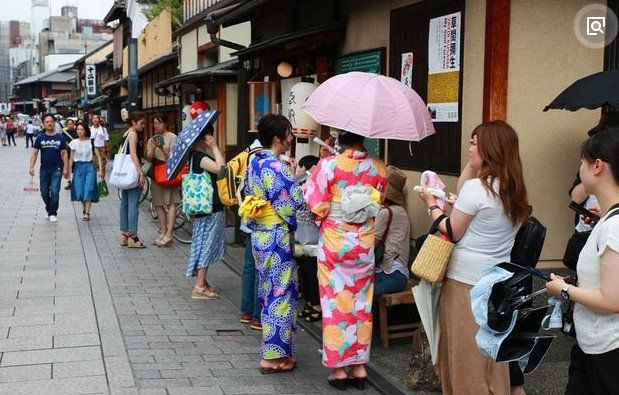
[28, 114, 69, 222]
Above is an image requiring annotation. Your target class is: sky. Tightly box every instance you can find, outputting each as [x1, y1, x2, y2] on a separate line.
[0, 0, 115, 22]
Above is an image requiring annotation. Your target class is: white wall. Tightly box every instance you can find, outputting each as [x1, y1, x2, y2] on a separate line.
[44, 53, 82, 71]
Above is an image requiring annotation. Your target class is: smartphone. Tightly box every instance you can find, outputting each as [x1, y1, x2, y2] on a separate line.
[154, 135, 164, 145]
[569, 201, 600, 223]
[295, 171, 310, 183]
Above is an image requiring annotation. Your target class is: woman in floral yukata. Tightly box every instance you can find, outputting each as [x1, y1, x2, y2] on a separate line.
[239, 114, 304, 373]
[304, 130, 387, 390]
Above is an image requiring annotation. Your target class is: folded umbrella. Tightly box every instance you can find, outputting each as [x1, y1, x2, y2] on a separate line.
[412, 279, 442, 365]
[543, 69, 619, 112]
[302, 71, 435, 141]
[471, 264, 555, 375]
[166, 110, 219, 181]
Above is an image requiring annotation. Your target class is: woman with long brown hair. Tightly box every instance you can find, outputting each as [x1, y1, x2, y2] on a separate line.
[145, 114, 181, 247]
[419, 120, 529, 394]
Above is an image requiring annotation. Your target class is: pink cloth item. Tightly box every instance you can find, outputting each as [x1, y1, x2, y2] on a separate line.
[420, 171, 446, 210]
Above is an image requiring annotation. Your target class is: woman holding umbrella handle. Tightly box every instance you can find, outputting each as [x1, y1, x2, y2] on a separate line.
[546, 130, 619, 394]
[419, 120, 530, 395]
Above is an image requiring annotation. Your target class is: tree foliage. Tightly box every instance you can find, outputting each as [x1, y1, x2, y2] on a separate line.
[142, 0, 183, 31]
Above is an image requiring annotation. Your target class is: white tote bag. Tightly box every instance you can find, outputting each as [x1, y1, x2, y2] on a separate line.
[109, 137, 139, 190]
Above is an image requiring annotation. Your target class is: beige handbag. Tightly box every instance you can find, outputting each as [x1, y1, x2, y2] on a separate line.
[411, 214, 454, 283]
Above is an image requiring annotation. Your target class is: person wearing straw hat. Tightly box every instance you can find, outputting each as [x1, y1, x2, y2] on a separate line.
[374, 165, 411, 296]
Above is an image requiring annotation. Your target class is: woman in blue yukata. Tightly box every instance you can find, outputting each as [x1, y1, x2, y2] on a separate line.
[239, 114, 304, 373]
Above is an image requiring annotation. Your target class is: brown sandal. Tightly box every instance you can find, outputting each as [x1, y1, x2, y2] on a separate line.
[127, 235, 146, 248]
[120, 232, 130, 246]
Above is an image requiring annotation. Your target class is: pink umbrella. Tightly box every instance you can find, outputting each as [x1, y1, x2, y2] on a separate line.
[302, 71, 435, 141]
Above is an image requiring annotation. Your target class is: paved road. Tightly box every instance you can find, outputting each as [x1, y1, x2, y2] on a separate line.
[0, 141, 378, 394]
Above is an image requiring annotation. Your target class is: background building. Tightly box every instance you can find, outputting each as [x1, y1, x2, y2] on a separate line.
[30, 0, 51, 75]
[37, 5, 112, 72]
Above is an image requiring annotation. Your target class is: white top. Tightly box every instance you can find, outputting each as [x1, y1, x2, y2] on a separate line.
[26, 124, 36, 134]
[91, 125, 109, 148]
[574, 207, 619, 354]
[446, 178, 519, 285]
[69, 139, 93, 162]
[575, 195, 599, 233]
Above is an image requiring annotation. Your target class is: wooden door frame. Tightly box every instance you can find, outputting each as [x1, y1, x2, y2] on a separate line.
[482, 0, 511, 122]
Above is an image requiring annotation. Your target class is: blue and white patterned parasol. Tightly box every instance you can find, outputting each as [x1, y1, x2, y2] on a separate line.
[166, 110, 219, 180]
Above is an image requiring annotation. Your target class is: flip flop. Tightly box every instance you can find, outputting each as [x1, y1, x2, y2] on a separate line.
[259, 358, 297, 374]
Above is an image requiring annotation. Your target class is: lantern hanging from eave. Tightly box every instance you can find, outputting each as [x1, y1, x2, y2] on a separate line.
[288, 77, 318, 138]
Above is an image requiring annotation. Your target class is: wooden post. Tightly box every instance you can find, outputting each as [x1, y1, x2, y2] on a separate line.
[482, 0, 511, 122]
[216, 80, 226, 156]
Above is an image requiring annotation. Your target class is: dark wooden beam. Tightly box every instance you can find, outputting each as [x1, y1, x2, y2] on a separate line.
[482, 0, 511, 121]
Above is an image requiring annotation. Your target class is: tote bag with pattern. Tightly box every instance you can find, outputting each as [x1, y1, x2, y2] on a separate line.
[182, 153, 214, 216]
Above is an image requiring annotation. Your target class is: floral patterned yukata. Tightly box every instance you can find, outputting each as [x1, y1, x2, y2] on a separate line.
[241, 150, 304, 360]
[304, 149, 387, 368]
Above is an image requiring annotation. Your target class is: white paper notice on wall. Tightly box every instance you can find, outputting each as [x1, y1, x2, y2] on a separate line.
[401, 52, 413, 87]
[427, 12, 461, 123]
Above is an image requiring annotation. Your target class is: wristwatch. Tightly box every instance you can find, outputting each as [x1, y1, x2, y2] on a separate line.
[561, 284, 572, 300]
[428, 205, 441, 212]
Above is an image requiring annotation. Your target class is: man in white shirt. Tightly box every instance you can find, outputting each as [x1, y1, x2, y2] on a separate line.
[25, 120, 36, 148]
[90, 114, 109, 173]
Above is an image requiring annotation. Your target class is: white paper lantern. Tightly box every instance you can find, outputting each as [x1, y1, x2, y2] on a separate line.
[181, 104, 192, 129]
[288, 79, 318, 138]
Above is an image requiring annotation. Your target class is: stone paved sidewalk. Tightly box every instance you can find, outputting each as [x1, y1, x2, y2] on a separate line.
[0, 143, 133, 394]
[0, 141, 378, 394]
[89, 183, 377, 394]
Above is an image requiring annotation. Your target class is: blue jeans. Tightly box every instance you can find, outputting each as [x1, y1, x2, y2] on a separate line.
[39, 168, 62, 216]
[241, 237, 261, 321]
[374, 270, 408, 296]
[119, 187, 141, 235]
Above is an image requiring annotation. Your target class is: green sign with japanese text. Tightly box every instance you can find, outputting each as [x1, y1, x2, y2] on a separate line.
[334, 49, 385, 158]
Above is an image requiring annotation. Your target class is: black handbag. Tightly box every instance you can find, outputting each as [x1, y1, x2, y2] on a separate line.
[562, 231, 591, 271]
[511, 216, 546, 269]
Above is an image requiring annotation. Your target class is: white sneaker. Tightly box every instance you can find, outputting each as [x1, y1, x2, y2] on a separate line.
[43, 213, 49, 219]
[49, 215, 57, 223]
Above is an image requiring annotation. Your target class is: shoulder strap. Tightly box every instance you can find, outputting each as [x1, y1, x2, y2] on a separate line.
[429, 214, 454, 242]
[606, 203, 619, 220]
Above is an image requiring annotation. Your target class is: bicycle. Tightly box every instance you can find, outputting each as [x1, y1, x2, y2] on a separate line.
[173, 207, 193, 244]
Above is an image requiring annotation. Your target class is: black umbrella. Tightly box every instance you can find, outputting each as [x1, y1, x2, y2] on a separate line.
[543, 69, 619, 112]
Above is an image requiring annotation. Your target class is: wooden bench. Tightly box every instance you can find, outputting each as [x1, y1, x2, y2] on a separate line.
[378, 284, 421, 349]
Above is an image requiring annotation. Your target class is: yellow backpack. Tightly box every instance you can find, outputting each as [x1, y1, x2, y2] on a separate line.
[216, 147, 262, 206]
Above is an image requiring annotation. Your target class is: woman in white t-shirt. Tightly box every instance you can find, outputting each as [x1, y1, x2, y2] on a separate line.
[69, 122, 103, 221]
[419, 120, 530, 395]
[546, 129, 619, 394]
[90, 114, 109, 173]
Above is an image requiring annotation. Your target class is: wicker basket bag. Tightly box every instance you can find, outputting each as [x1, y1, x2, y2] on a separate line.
[411, 214, 454, 283]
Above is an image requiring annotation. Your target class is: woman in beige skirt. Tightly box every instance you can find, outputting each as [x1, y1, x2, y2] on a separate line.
[145, 114, 182, 247]
[419, 120, 530, 395]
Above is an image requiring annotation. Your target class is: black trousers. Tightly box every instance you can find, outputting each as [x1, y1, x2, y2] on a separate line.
[6, 133, 15, 146]
[25, 134, 35, 148]
[566, 345, 619, 395]
[297, 255, 319, 306]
